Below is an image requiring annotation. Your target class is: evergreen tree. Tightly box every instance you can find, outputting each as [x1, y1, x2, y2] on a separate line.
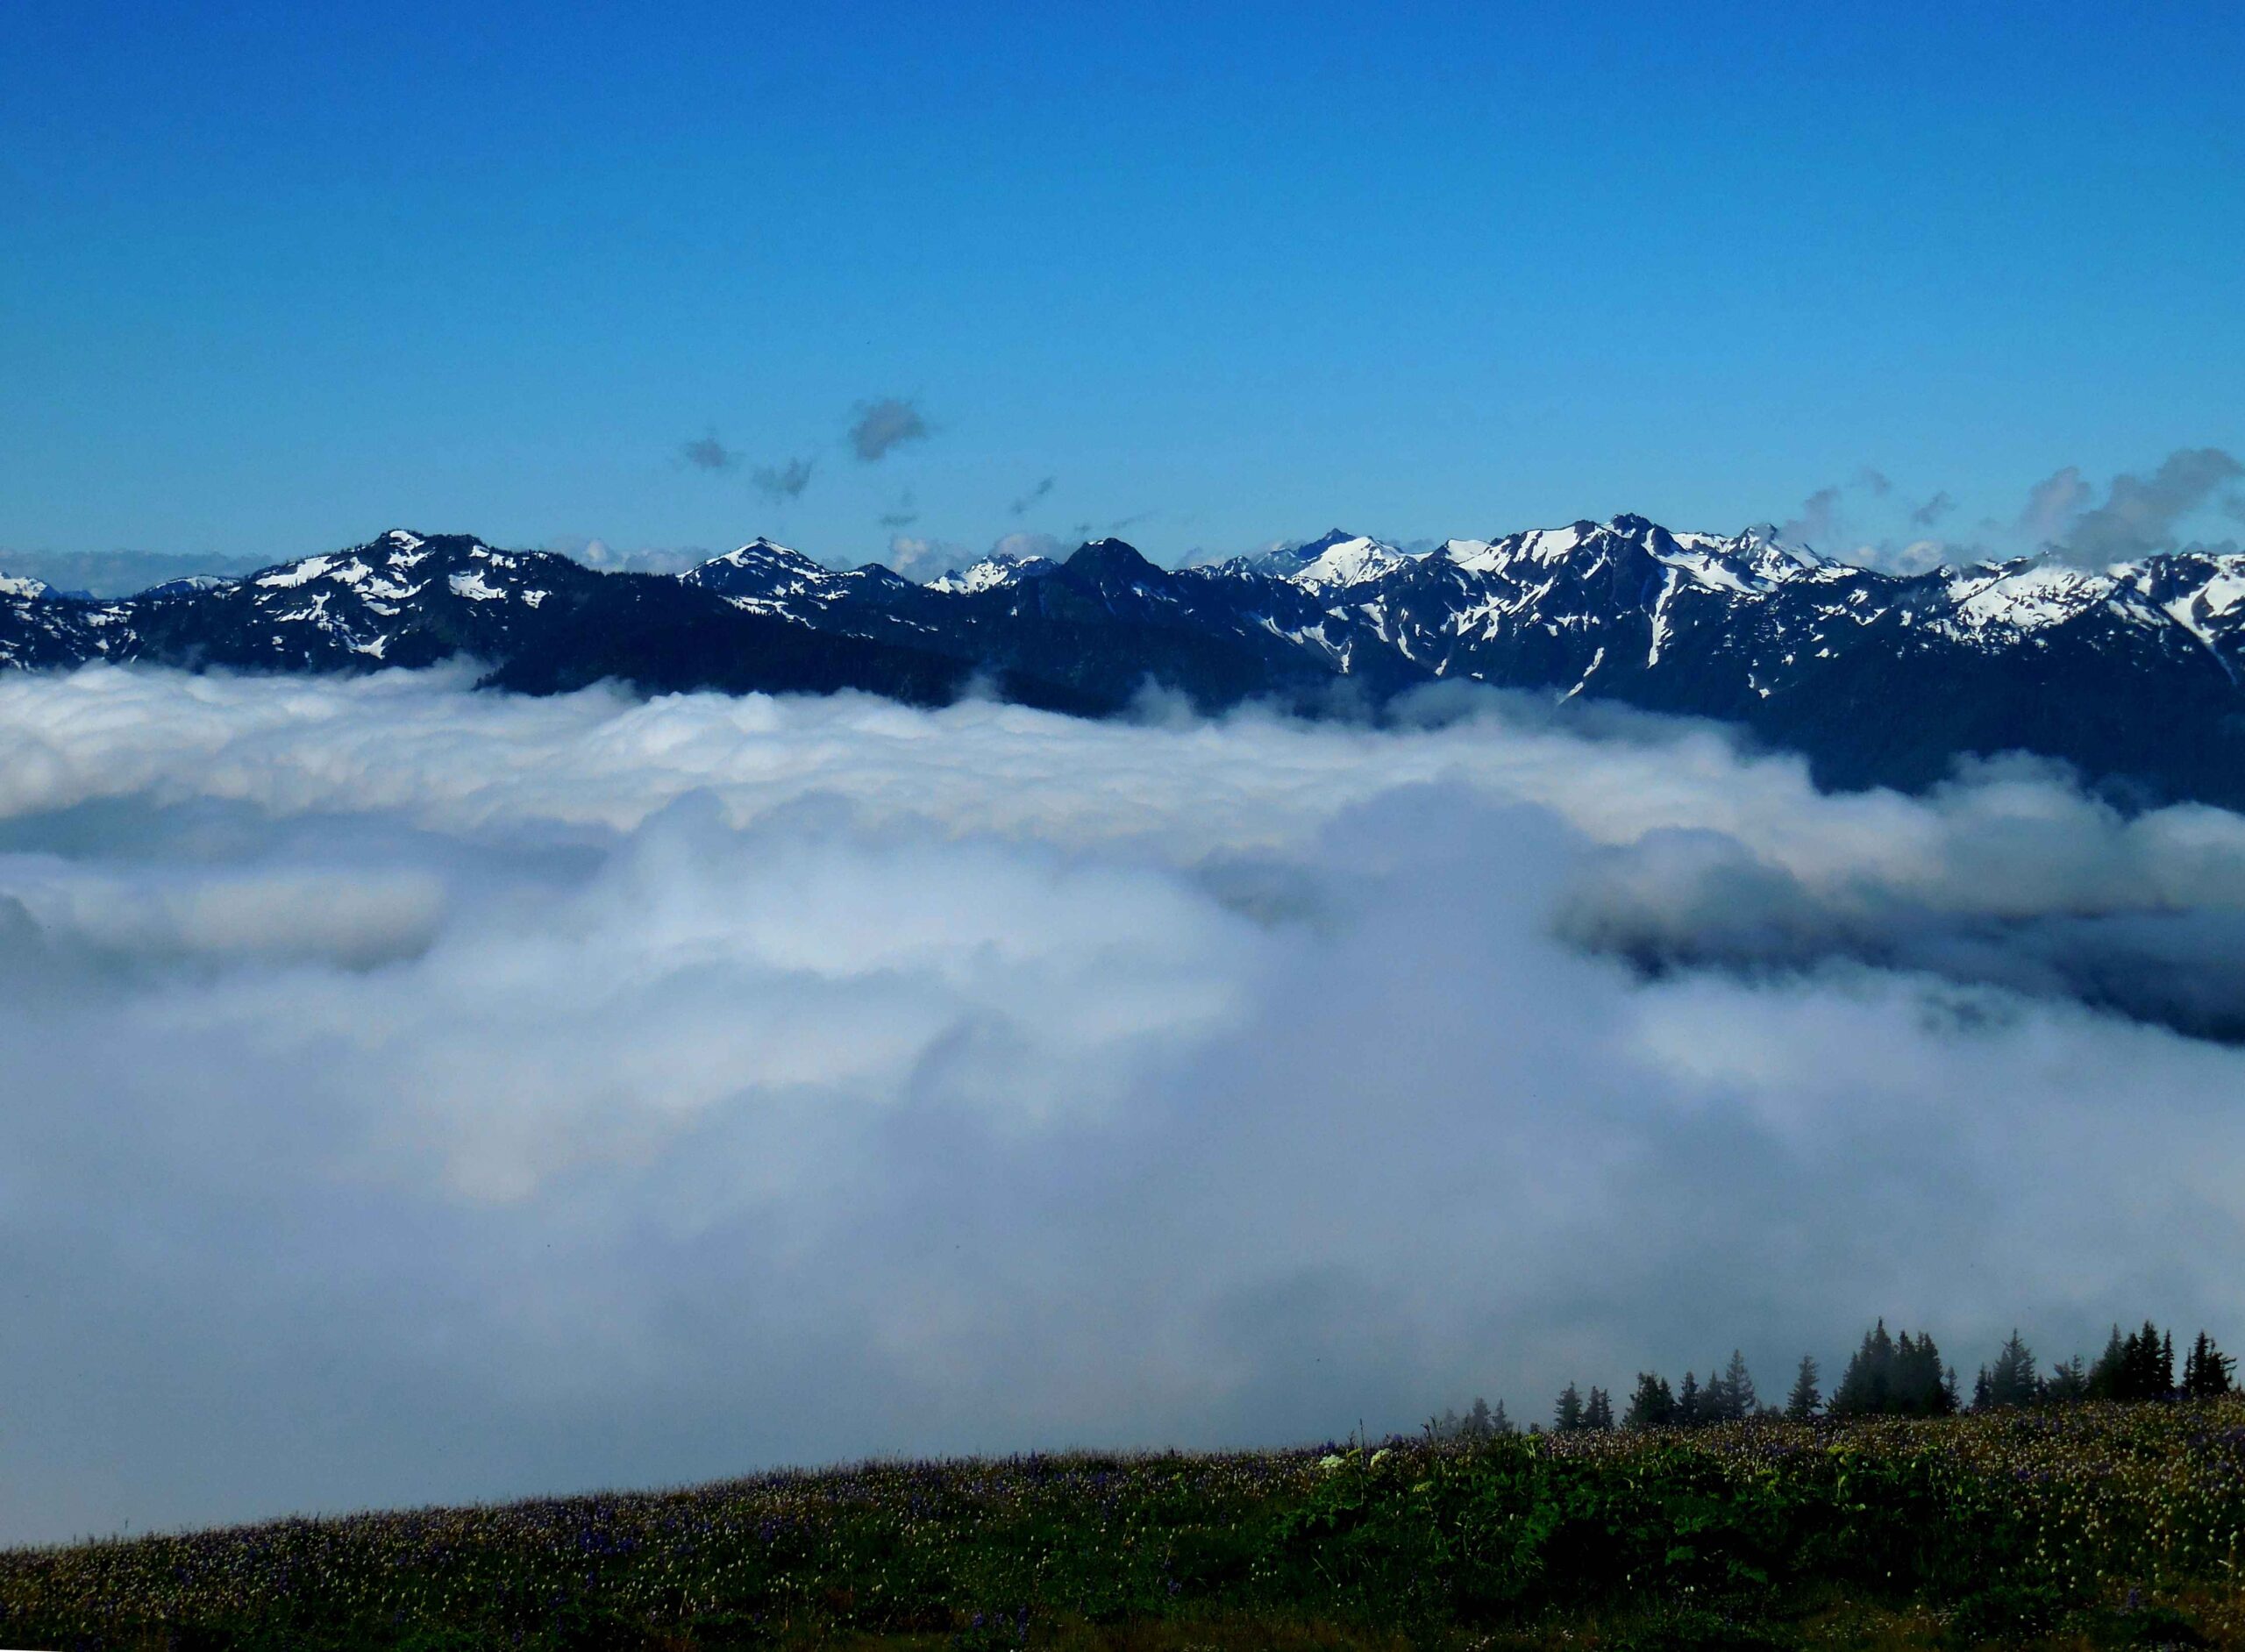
[2084, 1321, 2184, 1402]
[1622, 1372, 1675, 1429]
[1985, 1330, 2039, 1409]
[1971, 1366, 1992, 1410]
[1831, 1321, 1896, 1418]
[1490, 1397, 1514, 1435]
[2184, 1333, 2237, 1399]
[2088, 1324, 2128, 1401]
[1831, 1321, 1953, 1416]
[1720, 1349, 1757, 1420]
[1892, 1332, 1933, 1414]
[2044, 1356, 2089, 1405]
[2125, 1321, 2163, 1398]
[1465, 1397, 1495, 1439]
[1676, 1371, 1702, 1428]
[1584, 1386, 1614, 1431]
[1555, 1382, 1586, 1433]
[1785, 1354, 1821, 1421]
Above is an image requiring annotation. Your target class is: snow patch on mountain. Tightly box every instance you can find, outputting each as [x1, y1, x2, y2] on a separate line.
[928, 552, 1058, 594]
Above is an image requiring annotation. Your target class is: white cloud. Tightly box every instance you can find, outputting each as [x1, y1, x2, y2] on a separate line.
[4, 666, 2244, 1543]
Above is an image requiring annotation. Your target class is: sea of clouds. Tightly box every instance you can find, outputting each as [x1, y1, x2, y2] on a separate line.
[4, 666, 2244, 1545]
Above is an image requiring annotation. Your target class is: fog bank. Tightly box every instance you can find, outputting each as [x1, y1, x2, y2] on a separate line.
[3, 666, 2241, 1544]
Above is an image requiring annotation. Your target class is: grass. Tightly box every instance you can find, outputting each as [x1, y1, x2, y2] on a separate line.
[6, 1399, 2245, 1649]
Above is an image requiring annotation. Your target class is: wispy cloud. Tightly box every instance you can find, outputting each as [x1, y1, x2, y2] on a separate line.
[877, 533, 970, 580]
[1009, 477, 1055, 516]
[545, 536, 709, 575]
[679, 433, 738, 474]
[2017, 466, 2095, 545]
[988, 531, 1065, 563]
[752, 457, 815, 502]
[2053, 447, 2243, 563]
[1778, 485, 1842, 546]
[1909, 490, 1956, 529]
[849, 397, 931, 462]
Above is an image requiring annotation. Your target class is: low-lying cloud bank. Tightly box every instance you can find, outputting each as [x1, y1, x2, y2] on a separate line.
[4, 667, 2242, 1544]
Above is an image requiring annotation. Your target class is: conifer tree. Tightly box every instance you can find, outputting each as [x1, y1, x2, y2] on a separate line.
[1623, 1372, 1675, 1429]
[1490, 1397, 1514, 1435]
[1700, 1367, 1729, 1422]
[1676, 1371, 1702, 1428]
[2184, 1333, 2237, 1398]
[1785, 1354, 1821, 1421]
[1720, 1349, 1756, 1420]
[1466, 1396, 1495, 1438]
[1585, 1386, 1614, 1431]
[1831, 1321, 1954, 1416]
[2125, 1322, 2161, 1399]
[1892, 1332, 1940, 1414]
[1555, 1382, 1586, 1433]
[1986, 1330, 2039, 1409]
[2044, 1356, 2089, 1405]
[2088, 1324, 2127, 1401]
[1831, 1321, 1895, 1417]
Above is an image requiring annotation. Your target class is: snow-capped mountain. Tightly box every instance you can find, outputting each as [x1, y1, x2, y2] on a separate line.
[926, 551, 1058, 595]
[1249, 530, 1427, 592]
[7, 516, 2245, 807]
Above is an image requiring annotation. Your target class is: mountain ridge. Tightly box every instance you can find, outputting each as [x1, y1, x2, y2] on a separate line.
[6, 516, 2244, 808]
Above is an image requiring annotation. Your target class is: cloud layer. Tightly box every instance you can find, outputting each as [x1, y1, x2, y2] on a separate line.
[4, 668, 2244, 1545]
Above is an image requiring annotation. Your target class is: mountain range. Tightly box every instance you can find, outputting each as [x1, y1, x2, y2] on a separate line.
[5, 517, 2243, 808]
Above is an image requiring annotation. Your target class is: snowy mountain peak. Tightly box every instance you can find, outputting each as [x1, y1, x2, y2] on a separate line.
[1247, 529, 1424, 590]
[1280, 532, 1422, 591]
[0, 573, 52, 602]
[681, 538, 843, 616]
[926, 552, 1058, 595]
[698, 538, 822, 573]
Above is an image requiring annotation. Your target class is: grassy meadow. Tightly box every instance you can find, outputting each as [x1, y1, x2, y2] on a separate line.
[7, 1399, 2245, 1650]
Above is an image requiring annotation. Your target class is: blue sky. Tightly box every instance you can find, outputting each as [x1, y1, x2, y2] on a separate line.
[3, 1, 2240, 571]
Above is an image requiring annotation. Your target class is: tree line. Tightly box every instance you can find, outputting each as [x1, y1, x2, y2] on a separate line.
[1424, 1319, 2237, 1440]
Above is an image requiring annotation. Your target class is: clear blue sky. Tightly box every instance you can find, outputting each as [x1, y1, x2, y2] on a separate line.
[4, 0, 2240, 569]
